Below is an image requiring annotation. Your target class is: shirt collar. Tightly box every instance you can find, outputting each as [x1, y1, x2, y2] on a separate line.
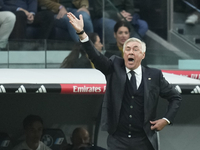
[125, 65, 142, 75]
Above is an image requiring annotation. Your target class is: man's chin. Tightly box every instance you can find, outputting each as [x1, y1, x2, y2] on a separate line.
[126, 64, 135, 70]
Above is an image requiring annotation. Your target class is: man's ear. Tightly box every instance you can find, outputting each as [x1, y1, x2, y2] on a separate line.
[142, 52, 146, 59]
[114, 32, 116, 38]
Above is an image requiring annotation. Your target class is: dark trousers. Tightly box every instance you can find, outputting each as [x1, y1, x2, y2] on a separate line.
[10, 10, 54, 39]
[107, 134, 154, 150]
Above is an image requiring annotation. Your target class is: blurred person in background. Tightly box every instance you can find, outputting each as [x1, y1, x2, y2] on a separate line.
[92, 0, 148, 43]
[183, 0, 200, 25]
[12, 115, 51, 150]
[38, 0, 93, 42]
[1, 0, 54, 39]
[105, 21, 130, 58]
[0, 1, 15, 49]
[60, 32, 103, 68]
[66, 127, 106, 150]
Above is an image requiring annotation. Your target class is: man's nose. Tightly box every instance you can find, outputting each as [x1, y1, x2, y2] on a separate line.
[129, 49, 134, 54]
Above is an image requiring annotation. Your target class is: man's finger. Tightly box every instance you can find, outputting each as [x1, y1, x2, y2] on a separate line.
[150, 121, 156, 124]
[79, 14, 83, 21]
[151, 125, 156, 130]
[69, 12, 78, 20]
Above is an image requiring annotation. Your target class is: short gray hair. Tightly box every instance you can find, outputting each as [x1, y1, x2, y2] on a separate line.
[123, 37, 146, 53]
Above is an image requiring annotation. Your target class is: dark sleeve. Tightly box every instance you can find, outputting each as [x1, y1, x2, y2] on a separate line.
[159, 70, 182, 123]
[0, 0, 17, 12]
[82, 40, 113, 75]
[27, 0, 37, 13]
[125, 0, 134, 15]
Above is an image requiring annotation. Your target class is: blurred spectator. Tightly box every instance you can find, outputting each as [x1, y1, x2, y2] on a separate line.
[92, 0, 148, 43]
[183, 0, 200, 25]
[105, 21, 130, 58]
[0, 0, 54, 39]
[12, 114, 51, 150]
[0, 11, 15, 49]
[38, 0, 93, 42]
[60, 32, 103, 68]
[66, 127, 106, 150]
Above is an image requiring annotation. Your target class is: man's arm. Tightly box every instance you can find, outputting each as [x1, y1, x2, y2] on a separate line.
[159, 72, 182, 123]
[0, 0, 18, 12]
[27, 0, 37, 14]
[38, 0, 61, 13]
[150, 70, 182, 131]
[67, 12, 112, 75]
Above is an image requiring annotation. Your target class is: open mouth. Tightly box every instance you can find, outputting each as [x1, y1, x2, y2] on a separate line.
[128, 58, 134, 62]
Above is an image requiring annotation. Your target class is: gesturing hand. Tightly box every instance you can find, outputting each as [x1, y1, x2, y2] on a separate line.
[150, 119, 168, 131]
[67, 12, 84, 33]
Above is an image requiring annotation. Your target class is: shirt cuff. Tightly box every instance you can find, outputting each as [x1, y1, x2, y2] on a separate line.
[80, 36, 89, 43]
[162, 118, 170, 124]
[30, 12, 35, 15]
[17, 7, 21, 11]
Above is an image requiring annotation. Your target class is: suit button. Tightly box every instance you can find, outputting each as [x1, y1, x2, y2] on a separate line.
[132, 96, 134, 99]
[130, 105, 133, 109]
[129, 124, 131, 127]
[129, 115, 132, 118]
[128, 135, 131, 138]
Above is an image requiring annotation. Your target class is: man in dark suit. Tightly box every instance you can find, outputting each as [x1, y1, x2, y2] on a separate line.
[67, 12, 182, 150]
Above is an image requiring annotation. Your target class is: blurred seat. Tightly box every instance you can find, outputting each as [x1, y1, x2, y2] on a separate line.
[41, 129, 67, 150]
[0, 132, 12, 150]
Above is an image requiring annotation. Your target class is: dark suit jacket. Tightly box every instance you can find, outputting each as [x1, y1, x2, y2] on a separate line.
[82, 40, 182, 150]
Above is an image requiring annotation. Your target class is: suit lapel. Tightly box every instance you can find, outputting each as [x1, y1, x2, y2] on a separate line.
[119, 62, 126, 101]
[142, 66, 151, 123]
[116, 61, 127, 119]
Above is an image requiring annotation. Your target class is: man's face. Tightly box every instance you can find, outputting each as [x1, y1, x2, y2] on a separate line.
[123, 41, 145, 70]
[25, 121, 43, 143]
[94, 35, 103, 52]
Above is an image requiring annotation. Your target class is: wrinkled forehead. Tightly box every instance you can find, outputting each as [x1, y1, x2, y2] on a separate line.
[125, 41, 142, 49]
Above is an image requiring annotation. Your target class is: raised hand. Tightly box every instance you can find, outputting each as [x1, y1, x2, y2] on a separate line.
[67, 12, 84, 33]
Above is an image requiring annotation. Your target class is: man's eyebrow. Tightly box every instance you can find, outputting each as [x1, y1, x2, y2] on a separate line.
[126, 45, 139, 48]
[133, 46, 139, 48]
